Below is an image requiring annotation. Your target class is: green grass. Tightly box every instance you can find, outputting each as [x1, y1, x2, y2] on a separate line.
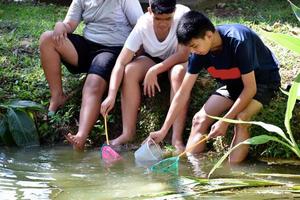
[0, 0, 299, 158]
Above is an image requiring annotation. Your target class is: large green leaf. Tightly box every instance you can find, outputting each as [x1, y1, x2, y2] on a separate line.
[0, 116, 15, 146]
[285, 73, 300, 145]
[8, 100, 45, 112]
[207, 115, 290, 144]
[262, 31, 300, 55]
[6, 108, 39, 147]
[288, 0, 300, 22]
[208, 135, 293, 178]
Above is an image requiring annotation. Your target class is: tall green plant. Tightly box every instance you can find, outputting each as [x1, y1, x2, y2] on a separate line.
[208, 73, 300, 177]
[0, 100, 45, 147]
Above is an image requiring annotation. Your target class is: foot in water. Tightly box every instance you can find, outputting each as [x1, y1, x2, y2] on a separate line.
[173, 141, 186, 155]
[109, 133, 135, 147]
[65, 133, 87, 151]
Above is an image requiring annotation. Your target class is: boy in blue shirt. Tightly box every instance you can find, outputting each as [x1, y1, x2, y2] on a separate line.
[148, 11, 280, 163]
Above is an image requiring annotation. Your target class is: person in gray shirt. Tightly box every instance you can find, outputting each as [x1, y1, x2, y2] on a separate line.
[39, 0, 143, 151]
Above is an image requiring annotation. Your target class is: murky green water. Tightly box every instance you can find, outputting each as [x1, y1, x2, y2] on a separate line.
[1, 146, 300, 199]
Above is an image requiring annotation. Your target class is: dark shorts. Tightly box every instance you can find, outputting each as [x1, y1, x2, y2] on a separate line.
[61, 34, 122, 82]
[143, 52, 163, 64]
[214, 82, 281, 105]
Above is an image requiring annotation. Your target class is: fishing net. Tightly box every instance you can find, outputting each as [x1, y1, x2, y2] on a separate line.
[100, 115, 122, 163]
[101, 144, 122, 163]
[149, 135, 208, 175]
[149, 156, 179, 175]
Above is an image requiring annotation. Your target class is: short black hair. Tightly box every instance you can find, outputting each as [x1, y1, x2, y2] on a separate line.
[150, 0, 176, 14]
[177, 11, 215, 45]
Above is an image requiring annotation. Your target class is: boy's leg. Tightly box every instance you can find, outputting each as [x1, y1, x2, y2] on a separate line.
[66, 52, 118, 150]
[169, 63, 188, 153]
[186, 95, 233, 154]
[229, 99, 262, 163]
[110, 56, 156, 146]
[39, 31, 78, 113]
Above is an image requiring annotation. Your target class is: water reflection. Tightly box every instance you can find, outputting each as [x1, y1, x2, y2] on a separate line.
[0, 146, 300, 199]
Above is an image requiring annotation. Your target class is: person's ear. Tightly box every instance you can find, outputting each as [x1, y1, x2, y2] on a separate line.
[206, 31, 213, 40]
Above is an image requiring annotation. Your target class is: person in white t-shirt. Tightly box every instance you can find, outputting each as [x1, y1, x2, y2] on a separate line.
[39, 0, 143, 151]
[101, 0, 190, 153]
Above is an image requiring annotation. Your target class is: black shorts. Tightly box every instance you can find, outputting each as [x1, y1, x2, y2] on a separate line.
[61, 34, 122, 82]
[214, 82, 280, 105]
[143, 52, 163, 64]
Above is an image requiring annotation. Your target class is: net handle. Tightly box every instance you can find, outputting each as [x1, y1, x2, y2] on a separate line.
[178, 135, 208, 158]
[104, 114, 109, 145]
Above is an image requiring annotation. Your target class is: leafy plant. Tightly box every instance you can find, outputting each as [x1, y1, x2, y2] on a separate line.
[288, 0, 300, 22]
[0, 100, 45, 147]
[208, 71, 300, 178]
[262, 31, 300, 54]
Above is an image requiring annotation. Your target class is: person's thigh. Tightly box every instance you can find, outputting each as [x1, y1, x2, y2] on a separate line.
[194, 94, 234, 127]
[61, 34, 90, 73]
[124, 55, 156, 82]
[237, 99, 263, 122]
[88, 51, 120, 82]
[168, 62, 187, 83]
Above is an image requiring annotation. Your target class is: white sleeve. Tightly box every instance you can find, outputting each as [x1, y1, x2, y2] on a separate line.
[123, 0, 144, 27]
[124, 24, 142, 52]
[64, 0, 82, 23]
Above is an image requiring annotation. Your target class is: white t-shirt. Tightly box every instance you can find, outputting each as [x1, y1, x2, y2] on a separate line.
[65, 0, 143, 46]
[124, 4, 190, 60]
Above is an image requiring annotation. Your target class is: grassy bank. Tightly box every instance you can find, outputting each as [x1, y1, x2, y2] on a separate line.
[0, 0, 299, 158]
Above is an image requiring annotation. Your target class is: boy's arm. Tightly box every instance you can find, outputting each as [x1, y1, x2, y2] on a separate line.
[152, 45, 190, 74]
[100, 47, 135, 115]
[143, 45, 190, 96]
[53, 0, 81, 44]
[52, 19, 79, 46]
[209, 71, 257, 138]
[149, 72, 198, 143]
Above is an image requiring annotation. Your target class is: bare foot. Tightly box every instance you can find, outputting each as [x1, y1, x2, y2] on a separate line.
[49, 93, 69, 113]
[65, 133, 86, 151]
[172, 141, 185, 155]
[110, 134, 135, 146]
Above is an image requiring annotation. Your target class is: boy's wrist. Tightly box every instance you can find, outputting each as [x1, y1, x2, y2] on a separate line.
[61, 22, 70, 33]
[56, 21, 69, 33]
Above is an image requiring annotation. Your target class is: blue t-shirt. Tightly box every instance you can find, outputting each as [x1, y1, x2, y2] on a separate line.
[188, 24, 280, 85]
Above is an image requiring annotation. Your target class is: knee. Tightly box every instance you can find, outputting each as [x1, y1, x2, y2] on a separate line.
[236, 112, 250, 121]
[170, 65, 185, 85]
[83, 76, 105, 94]
[236, 112, 251, 129]
[192, 113, 207, 130]
[39, 31, 53, 48]
[124, 63, 138, 82]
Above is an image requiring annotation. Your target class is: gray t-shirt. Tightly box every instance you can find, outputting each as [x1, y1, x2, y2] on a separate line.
[65, 0, 143, 46]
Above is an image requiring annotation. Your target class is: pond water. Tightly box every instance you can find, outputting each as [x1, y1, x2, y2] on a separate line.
[1, 146, 300, 199]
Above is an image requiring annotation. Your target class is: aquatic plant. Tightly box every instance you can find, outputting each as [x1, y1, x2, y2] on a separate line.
[208, 72, 300, 177]
[0, 100, 44, 147]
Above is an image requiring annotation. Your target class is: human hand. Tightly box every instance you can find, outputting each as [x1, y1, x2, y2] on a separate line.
[100, 96, 116, 116]
[148, 129, 167, 144]
[143, 67, 161, 97]
[52, 21, 68, 46]
[208, 121, 229, 139]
